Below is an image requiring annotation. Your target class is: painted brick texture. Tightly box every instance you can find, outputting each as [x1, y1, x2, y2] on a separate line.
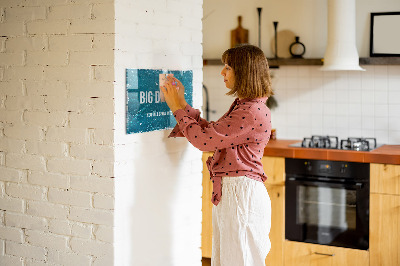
[1, 0, 204, 265]
[0, 0, 115, 265]
[113, 0, 203, 265]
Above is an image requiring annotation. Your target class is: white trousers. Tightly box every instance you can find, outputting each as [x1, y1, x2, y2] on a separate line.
[212, 176, 271, 266]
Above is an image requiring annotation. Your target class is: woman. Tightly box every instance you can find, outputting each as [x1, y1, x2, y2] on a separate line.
[161, 44, 273, 266]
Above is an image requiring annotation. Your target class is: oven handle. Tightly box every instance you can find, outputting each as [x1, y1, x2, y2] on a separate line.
[286, 177, 364, 189]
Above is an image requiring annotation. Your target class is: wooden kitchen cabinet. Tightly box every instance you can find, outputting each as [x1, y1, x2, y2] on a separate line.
[261, 156, 285, 266]
[370, 193, 400, 266]
[202, 152, 213, 258]
[284, 241, 369, 266]
[201, 154, 286, 266]
[370, 163, 400, 266]
[264, 184, 285, 266]
[370, 163, 400, 195]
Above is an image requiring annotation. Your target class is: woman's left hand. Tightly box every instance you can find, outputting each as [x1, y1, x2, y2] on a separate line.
[160, 77, 184, 113]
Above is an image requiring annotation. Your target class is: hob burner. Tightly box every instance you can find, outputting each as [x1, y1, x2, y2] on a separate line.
[301, 135, 339, 149]
[340, 137, 377, 151]
[291, 136, 379, 151]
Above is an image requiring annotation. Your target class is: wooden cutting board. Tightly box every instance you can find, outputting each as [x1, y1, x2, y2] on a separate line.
[231, 16, 249, 48]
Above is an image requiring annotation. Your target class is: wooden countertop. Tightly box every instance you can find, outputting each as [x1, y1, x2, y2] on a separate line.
[263, 139, 400, 165]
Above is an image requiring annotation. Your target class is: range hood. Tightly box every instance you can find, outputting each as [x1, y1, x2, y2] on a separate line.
[320, 0, 365, 71]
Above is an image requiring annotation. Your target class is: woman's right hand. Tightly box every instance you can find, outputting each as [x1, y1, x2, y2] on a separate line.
[168, 76, 187, 108]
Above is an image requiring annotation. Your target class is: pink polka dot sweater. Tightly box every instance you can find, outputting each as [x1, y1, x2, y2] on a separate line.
[169, 97, 272, 206]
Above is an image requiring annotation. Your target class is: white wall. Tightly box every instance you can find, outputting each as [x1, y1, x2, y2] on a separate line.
[113, 0, 203, 265]
[203, 0, 400, 145]
[0, 0, 115, 265]
[203, 0, 326, 59]
[203, 0, 400, 58]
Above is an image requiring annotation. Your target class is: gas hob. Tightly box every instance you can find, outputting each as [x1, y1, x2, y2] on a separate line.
[289, 135, 382, 151]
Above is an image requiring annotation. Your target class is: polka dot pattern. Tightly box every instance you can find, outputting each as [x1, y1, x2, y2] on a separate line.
[169, 97, 272, 206]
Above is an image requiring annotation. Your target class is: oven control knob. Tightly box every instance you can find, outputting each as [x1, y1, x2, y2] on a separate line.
[340, 164, 347, 174]
[304, 161, 312, 171]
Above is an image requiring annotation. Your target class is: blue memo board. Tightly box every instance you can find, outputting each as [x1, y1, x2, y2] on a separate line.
[126, 69, 193, 134]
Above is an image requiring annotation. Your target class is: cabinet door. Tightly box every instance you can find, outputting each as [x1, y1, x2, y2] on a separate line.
[264, 184, 284, 266]
[370, 193, 400, 266]
[202, 152, 213, 258]
[261, 156, 285, 185]
[370, 163, 400, 195]
[284, 241, 369, 266]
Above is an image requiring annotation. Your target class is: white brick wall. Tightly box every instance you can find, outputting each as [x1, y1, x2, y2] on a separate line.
[47, 250, 92, 266]
[1, 0, 204, 264]
[114, 0, 203, 265]
[5, 213, 48, 231]
[0, 0, 115, 265]
[5, 241, 47, 261]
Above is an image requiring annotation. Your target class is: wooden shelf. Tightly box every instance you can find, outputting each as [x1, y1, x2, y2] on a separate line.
[268, 58, 322, 67]
[203, 57, 400, 67]
[202, 59, 223, 66]
[203, 58, 323, 67]
[359, 57, 400, 65]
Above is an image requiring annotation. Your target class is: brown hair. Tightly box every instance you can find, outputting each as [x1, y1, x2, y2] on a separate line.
[221, 44, 273, 99]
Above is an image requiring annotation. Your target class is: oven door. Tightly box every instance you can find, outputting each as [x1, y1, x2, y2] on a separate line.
[285, 177, 369, 250]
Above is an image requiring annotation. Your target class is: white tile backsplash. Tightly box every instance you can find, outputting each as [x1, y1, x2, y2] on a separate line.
[361, 104, 374, 117]
[298, 77, 311, 89]
[375, 117, 389, 129]
[374, 65, 388, 76]
[389, 131, 400, 143]
[286, 77, 299, 89]
[335, 73, 349, 89]
[348, 90, 361, 104]
[203, 64, 400, 145]
[336, 115, 349, 129]
[336, 103, 349, 116]
[389, 117, 400, 131]
[374, 77, 388, 91]
[375, 130, 389, 143]
[388, 91, 400, 104]
[375, 104, 389, 117]
[362, 77, 375, 91]
[388, 65, 400, 76]
[362, 116, 375, 130]
[374, 90, 388, 104]
[323, 103, 336, 116]
[389, 104, 400, 117]
[348, 77, 362, 90]
[285, 66, 299, 77]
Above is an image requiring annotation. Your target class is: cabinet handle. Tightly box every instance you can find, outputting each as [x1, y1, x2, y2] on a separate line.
[314, 252, 335, 257]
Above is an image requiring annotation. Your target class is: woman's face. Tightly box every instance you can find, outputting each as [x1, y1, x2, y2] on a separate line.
[221, 64, 235, 89]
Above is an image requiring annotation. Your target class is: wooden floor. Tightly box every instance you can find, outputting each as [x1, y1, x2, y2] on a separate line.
[202, 257, 211, 266]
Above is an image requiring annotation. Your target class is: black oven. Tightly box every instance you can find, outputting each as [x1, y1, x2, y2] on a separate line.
[285, 158, 369, 250]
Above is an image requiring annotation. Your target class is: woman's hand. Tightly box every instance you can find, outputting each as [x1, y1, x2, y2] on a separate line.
[170, 76, 187, 108]
[160, 77, 185, 113]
